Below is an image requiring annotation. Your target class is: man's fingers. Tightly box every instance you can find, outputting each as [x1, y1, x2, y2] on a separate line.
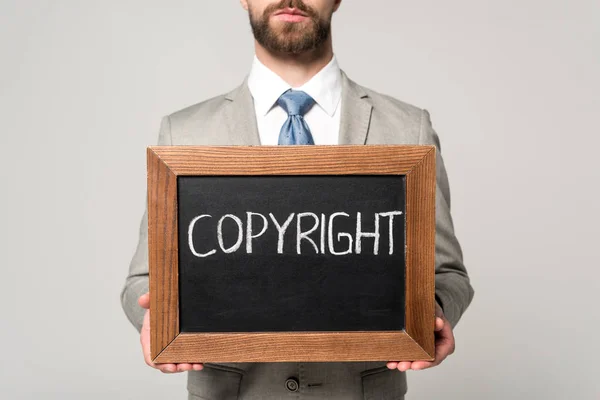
[388, 361, 416, 372]
[411, 361, 435, 370]
[158, 362, 203, 373]
[138, 292, 150, 309]
[435, 316, 444, 331]
[177, 363, 193, 372]
[158, 364, 178, 373]
[396, 361, 412, 372]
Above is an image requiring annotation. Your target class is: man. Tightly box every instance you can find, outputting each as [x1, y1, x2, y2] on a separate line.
[120, 0, 475, 398]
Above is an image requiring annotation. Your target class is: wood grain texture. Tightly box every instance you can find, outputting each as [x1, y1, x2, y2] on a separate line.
[405, 147, 437, 359]
[148, 145, 433, 176]
[146, 145, 436, 362]
[147, 149, 179, 360]
[154, 332, 431, 363]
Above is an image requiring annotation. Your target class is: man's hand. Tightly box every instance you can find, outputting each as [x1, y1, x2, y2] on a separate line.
[138, 293, 204, 373]
[387, 301, 455, 372]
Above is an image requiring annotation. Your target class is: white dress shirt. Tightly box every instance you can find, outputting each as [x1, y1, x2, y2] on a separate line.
[247, 54, 342, 145]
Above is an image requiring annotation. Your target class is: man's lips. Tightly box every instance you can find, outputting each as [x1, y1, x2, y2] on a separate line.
[272, 7, 309, 22]
[273, 8, 308, 17]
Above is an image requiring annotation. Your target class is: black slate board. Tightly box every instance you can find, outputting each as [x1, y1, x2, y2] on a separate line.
[177, 175, 406, 333]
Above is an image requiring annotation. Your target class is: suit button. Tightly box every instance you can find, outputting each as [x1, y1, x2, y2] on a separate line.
[285, 377, 299, 392]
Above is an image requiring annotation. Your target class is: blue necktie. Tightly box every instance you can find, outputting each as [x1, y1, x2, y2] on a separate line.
[277, 89, 316, 145]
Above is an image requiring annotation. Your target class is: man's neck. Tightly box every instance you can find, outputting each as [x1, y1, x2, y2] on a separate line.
[254, 41, 334, 88]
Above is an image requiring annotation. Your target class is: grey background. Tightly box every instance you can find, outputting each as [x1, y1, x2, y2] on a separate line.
[0, 0, 598, 399]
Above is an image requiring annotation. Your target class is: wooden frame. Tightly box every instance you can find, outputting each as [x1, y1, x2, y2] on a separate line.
[147, 145, 436, 363]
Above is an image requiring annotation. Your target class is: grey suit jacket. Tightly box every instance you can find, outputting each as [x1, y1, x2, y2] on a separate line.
[120, 71, 474, 400]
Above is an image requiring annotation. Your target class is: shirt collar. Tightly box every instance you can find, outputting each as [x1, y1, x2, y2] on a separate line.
[247, 54, 342, 117]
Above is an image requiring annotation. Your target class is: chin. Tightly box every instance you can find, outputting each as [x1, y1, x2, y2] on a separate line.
[275, 23, 314, 37]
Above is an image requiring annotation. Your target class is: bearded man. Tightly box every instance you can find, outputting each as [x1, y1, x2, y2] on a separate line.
[120, 1, 475, 398]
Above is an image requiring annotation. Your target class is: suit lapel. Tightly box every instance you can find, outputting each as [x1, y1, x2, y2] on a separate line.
[222, 77, 262, 146]
[338, 71, 373, 145]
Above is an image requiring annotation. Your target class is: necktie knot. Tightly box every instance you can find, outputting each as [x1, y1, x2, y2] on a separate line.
[277, 90, 315, 116]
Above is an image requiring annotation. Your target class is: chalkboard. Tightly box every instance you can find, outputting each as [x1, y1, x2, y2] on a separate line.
[177, 175, 406, 333]
[146, 145, 436, 363]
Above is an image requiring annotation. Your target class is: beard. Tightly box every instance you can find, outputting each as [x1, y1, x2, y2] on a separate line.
[248, 0, 331, 54]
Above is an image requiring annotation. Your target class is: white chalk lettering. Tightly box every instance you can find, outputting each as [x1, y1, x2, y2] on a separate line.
[188, 214, 216, 258]
[297, 212, 320, 254]
[246, 212, 268, 254]
[269, 213, 295, 254]
[217, 214, 243, 253]
[320, 213, 326, 254]
[379, 211, 404, 255]
[187, 210, 403, 257]
[355, 212, 380, 255]
[328, 212, 353, 255]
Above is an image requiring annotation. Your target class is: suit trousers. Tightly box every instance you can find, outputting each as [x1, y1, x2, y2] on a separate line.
[185, 362, 407, 400]
[189, 395, 405, 400]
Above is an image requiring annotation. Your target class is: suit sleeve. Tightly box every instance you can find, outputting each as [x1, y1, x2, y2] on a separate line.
[420, 109, 475, 329]
[120, 116, 172, 333]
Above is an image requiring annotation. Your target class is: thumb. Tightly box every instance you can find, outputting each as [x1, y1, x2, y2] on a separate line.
[138, 292, 150, 309]
[435, 316, 444, 332]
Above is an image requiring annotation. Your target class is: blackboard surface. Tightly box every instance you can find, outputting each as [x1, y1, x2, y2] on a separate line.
[177, 175, 406, 333]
